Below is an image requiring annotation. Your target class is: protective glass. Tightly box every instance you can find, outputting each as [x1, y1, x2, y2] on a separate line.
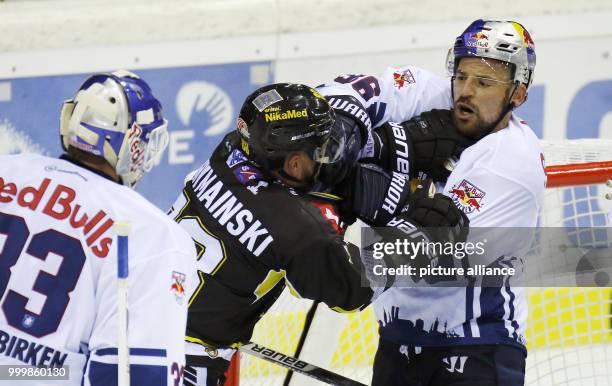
[312, 123, 346, 164]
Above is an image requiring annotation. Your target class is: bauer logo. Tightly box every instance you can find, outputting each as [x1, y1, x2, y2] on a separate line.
[176, 81, 234, 137]
[250, 344, 308, 370]
[449, 179, 485, 214]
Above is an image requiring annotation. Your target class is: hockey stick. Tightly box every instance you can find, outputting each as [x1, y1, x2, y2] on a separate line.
[114, 221, 131, 386]
[240, 342, 367, 386]
[283, 300, 320, 386]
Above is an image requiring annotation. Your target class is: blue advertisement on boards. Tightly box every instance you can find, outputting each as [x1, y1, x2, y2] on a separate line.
[0, 61, 272, 209]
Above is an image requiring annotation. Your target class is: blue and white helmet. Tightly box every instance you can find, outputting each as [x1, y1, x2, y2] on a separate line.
[60, 70, 169, 188]
[446, 20, 536, 89]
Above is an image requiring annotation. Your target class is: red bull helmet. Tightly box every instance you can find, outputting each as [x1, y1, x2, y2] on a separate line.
[446, 20, 536, 89]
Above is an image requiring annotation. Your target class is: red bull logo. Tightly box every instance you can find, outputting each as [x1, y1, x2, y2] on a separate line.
[512, 22, 535, 49]
[449, 179, 486, 214]
[470, 32, 489, 40]
[171, 271, 186, 304]
[393, 70, 415, 89]
[522, 29, 535, 48]
[466, 31, 489, 48]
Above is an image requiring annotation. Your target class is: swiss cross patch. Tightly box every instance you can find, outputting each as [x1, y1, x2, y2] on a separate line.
[311, 202, 344, 235]
[393, 70, 415, 89]
[449, 179, 485, 214]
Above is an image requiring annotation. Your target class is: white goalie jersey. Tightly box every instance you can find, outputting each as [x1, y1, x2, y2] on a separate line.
[319, 66, 546, 349]
[0, 153, 196, 385]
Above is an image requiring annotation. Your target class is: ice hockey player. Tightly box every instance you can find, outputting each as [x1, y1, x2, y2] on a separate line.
[317, 19, 545, 385]
[0, 71, 196, 386]
[167, 82, 469, 385]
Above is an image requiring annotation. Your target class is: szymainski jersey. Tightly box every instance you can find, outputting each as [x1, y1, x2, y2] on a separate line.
[318, 66, 546, 350]
[168, 133, 372, 349]
[0, 153, 196, 386]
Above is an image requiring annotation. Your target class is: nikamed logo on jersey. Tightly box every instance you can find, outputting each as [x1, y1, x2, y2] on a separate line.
[449, 179, 485, 214]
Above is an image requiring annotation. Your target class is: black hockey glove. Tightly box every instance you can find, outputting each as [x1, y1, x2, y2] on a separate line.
[336, 163, 411, 227]
[317, 94, 370, 187]
[369, 109, 475, 182]
[381, 183, 470, 284]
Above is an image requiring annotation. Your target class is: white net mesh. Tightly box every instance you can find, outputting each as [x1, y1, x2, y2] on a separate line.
[239, 139, 612, 386]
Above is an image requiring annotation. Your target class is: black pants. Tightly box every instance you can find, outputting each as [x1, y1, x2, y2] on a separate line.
[372, 339, 526, 386]
[183, 354, 230, 386]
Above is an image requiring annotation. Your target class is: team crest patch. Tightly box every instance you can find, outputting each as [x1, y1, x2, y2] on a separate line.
[449, 179, 485, 214]
[170, 271, 186, 304]
[233, 164, 263, 184]
[311, 202, 344, 235]
[393, 70, 415, 89]
[226, 149, 248, 167]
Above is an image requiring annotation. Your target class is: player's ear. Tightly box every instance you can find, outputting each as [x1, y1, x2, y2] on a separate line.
[511, 83, 528, 108]
[283, 152, 302, 179]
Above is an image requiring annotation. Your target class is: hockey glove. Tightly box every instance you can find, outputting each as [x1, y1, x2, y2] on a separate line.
[381, 183, 470, 284]
[336, 163, 411, 227]
[369, 109, 475, 182]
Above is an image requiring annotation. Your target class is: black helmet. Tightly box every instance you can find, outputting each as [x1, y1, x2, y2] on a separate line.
[237, 83, 342, 172]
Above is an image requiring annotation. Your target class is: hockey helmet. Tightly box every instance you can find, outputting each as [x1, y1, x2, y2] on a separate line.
[237, 83, 342, 172]
[446, 20, 536, 89]
[60, 70, 169, 188]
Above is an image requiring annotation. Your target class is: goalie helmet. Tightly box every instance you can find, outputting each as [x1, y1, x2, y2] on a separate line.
[446, 20, 536, 89]
[237, 83, 343, 172]
[60, 70, 169, 188]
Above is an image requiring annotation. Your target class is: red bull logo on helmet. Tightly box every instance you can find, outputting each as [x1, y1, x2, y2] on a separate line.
[470, 32, 489, 40]
[449, 179, 486, 214]
[512, 22, 535, 49]
[466, 31, 489, 48]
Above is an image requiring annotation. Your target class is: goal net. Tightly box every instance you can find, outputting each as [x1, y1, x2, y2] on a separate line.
[237, 139, 612, 386]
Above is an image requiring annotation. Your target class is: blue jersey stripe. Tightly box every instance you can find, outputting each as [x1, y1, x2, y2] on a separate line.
[95, 347, 167, 357]
[463, 284, 474, 338]
[88, 361, 167, 386]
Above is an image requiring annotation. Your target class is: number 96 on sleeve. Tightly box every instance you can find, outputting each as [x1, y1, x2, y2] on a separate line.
[0, 365, 69, 380]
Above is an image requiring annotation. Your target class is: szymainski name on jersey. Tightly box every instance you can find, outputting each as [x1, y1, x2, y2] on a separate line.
[0, 329, 67, 367]
[190, 162, 274, 257]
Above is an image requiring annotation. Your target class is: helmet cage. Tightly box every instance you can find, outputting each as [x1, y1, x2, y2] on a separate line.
[60, 70, 168, 187]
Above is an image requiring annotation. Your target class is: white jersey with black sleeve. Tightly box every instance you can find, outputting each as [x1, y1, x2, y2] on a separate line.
[319, 66, 546, 350]
[0, 153, 196, 386]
